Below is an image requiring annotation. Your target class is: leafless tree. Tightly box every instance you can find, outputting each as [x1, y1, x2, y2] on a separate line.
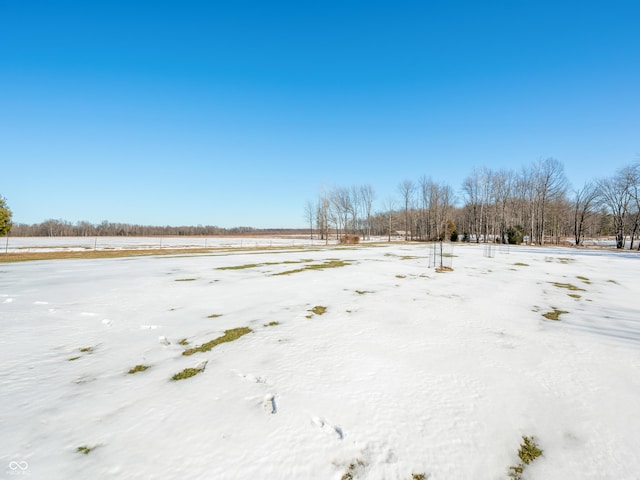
[359, 184, 375, 240]
[304, 200, 315, 241]
[572, 182, 600, 246]
[398, 180, 415, 240]
[597, 166, 634, 249]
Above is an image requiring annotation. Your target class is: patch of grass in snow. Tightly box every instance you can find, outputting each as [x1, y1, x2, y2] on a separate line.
[217, 263, 261, 270]
[217, 259, 308, 271]
[308, 306, 327, 316]
[79, 346, 94, 353]
[568, 293, 581, 299]
[128, 364, 150, 374]
[435, 266, 454, 273]
[207, 313, 223, 318]
[576, 275, 591, 284]
[395, 274, 406, 278]
[76, 445, 98, 455]
[341, 459, 366, 480]
[264, 321, 279, 327]
[542, 308, 569, 321]
[175, 278, 197, 282]
[355, 290, 373, 295]
[412, 474, 427, 480]
[607, 279, 619, 284]
[550, 282, 585, 291]
[545, 256, 574, 264]
[508, 436, 543, 480]
[514, 262, 529, 267]
[182, 327, 252, 356]
[68, 356, 80, 361]
[274, 259, 351, 276]
[178, 338, 189, 345]
[171, 366, 205, 381]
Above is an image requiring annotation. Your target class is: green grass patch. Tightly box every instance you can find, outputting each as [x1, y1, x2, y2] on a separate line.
[217, 263, 261, 270]
[355, 290, 373, 295]
[568, 293, 581, 299]
[550, 282, 585, 291]
[79, 346, 93, 353]
[412, 474, 427, 480]
[182, 327, 252, 356]
[542, 308, 569, 321]
[175, 278, 196, 282]
[68, 356, 80, 361]
[513, 262, 529, 267]
[576, 275, 591, 284]
[207, 313, 223, 318]
[76, 445, 98, 455]
[128, 364, 150, 374]
[395, 274, 406, 278]
[273, 259, 351, 276]
[264, 321, 279, 327]
[178, 338, 189, 346]
[607, 279, 619, 284]
[545, 256, 575, 264]
[309, 305, 327, 316]
[509, 436, 543, 480]
[171, 366, 205, 381]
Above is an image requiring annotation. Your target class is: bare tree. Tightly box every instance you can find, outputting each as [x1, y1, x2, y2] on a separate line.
[597, 167, 634, 249]
[398, 180, 415, 241]
[359, 184, 375, 240]
[304, 200, 315, 241]
[572, 182, 600, 246]
[383, 197, 397, 241]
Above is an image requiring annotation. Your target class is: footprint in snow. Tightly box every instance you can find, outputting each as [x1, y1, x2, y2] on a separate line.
[312, 416, 343, 440]
[263, 394, 277, 414]
[158, 336, 171, 346]
[238, 372, 267, 384]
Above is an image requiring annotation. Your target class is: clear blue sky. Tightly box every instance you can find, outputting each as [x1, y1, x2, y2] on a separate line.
[1, 1, 639, 228]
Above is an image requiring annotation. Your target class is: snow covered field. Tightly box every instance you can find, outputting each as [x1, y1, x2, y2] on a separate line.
[2, 235, 320, 253]
[1, 242, 639, 479]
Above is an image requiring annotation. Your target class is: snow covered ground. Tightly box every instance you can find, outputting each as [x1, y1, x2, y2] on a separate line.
[1, 242, 639, 479]
[2, 235, 321, 253]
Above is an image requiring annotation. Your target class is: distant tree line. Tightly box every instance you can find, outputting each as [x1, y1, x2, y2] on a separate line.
[308, 158, 640, 249]
[3, 158, 640, 249]
[8, 220, 300, 238]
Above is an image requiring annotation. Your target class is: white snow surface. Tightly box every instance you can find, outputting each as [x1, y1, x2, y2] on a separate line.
[1, 242, 639, 479]
[2, 236, 322, 253]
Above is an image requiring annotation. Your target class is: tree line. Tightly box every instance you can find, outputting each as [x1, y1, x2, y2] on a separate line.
[2, 157, 639, 249]
[308, 158, 640, 249]
[6, 219, 297, 238]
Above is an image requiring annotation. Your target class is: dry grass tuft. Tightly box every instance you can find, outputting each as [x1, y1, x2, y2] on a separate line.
[339, 234, 360, 245]
[182, 327, 252, 356]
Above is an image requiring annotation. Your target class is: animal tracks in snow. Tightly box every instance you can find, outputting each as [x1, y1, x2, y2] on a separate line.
[263, 394, 277, 414]
[237, 372, 267, 384]
[311, 416, 344, 440]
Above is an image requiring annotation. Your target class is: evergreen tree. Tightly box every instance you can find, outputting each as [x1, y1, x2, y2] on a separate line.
[0, 196, 13, 236]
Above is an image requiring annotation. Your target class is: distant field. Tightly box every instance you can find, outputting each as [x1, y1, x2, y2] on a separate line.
[1, 242, 639, 479]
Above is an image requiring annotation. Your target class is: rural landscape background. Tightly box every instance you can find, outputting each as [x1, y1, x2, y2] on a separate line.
[2, 1, 640, 479]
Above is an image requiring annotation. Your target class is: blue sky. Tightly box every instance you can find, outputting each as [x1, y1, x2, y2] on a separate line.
[1, 1, 639, 228]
